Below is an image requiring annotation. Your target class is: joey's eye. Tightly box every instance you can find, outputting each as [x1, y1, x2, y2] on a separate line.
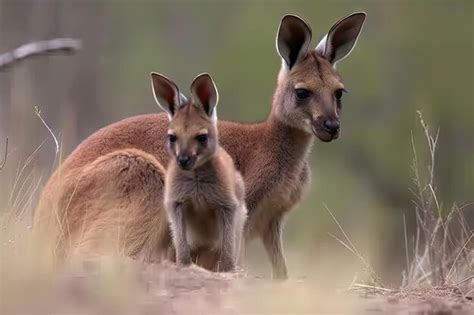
[168, 134, 177, 143]
[196, 134, 208, 145]
[295, 88, 311, 100]
[334, 89, 346, 101]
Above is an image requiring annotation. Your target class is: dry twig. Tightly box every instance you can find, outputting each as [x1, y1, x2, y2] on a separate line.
[350, 283, 395, 294]
[34, 106, 59, 155]
[0, 138, 8, 171]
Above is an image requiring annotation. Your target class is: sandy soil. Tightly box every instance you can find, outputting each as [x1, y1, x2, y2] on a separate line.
[2, 260, 472, 314]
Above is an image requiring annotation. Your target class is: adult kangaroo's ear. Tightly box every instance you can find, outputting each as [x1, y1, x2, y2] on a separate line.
[315, 12, 366, 65]
[190, 73, 219, 119]
[276, 14, 312, 70]
[151, 72, 186, 119]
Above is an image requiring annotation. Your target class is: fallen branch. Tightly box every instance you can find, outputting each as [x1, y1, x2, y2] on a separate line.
[0, 38, 81, 70]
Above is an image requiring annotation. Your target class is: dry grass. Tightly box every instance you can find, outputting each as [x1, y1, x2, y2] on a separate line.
[403, 112, 473, 292]
[325, 204, 384, 288]
[324, 112, 472, 309]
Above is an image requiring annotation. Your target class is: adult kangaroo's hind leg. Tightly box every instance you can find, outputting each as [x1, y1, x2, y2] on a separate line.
[57, 149, 171, 262]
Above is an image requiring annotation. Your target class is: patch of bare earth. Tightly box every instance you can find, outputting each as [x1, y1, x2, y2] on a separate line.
[359, 286, 473, 315]
[3, 259, 472, 314]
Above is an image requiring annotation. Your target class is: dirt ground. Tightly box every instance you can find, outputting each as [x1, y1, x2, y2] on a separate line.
[362, 287, 473, 315]
[2, 260, 472, 315]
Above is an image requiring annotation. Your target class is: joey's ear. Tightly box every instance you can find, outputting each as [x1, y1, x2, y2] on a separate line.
[315, 12, 366, 65]
[190, 73, 219, 119]
[150, 72, 187, 119]
[276, 14, 312, 70]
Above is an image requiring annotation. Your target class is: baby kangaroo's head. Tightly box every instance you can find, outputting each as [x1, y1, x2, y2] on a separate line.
[151, 72, 219, 171]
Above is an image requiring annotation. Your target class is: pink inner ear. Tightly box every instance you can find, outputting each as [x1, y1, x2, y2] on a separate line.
[161, 82, 176, 105]
[196, 82, 210, 105]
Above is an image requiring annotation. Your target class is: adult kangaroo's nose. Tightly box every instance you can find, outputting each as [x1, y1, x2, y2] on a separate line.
[324, 119, 340, 133]
[177, 155, 192, 169]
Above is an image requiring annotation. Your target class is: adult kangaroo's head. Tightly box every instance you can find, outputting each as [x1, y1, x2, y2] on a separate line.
[151, 72, 219, 171]
[273, 12, 366, 142]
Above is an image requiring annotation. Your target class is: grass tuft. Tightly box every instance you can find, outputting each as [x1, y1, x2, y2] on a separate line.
[328, 112, 473, 300]
[403, 111, 473, 292]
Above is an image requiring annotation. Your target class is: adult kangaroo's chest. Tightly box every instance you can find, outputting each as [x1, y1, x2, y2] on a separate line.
[245, 160, 311, 238]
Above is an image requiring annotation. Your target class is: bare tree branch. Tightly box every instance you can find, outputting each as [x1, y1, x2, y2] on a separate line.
[0, 38, 81, 70]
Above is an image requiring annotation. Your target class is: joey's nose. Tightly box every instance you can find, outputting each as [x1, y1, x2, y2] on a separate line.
[177, 155, 192, 169]
[324, 120, 340, 134]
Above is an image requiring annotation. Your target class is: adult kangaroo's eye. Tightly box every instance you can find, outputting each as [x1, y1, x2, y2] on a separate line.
[196, 134, 208, 145]
[295, 88, 311, 100]
[334, 88, 347, 101]
[168, 134, 177, 143]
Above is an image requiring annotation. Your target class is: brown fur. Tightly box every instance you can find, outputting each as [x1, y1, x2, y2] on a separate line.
[164, 102, 246, 272]
[35, 13, 365, 278]
[35, 149, 170, 261]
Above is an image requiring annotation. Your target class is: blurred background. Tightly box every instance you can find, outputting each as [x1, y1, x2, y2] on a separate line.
[0, 0, 472, 286]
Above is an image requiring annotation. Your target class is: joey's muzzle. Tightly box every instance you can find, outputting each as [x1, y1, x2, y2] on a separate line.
[177, 154, 196, 170]
[323, 119, 340, 134]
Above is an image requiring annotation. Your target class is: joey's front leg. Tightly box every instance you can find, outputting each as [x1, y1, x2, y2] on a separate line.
[218, 205, 236, 272]
[168, 201, 192, 266]
[235, 206, 248, 270]
[262, 214, 288, 279]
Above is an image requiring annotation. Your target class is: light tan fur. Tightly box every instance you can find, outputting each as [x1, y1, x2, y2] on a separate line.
[35, 13, 365, 278]
[35, 149, 170, 262]
[158, 73, 246, 272]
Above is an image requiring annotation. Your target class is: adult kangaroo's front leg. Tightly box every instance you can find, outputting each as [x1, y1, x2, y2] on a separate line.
[262, 214, 288, 279]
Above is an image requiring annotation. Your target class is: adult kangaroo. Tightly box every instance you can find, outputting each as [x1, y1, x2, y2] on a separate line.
[35, 12, 366, 278]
